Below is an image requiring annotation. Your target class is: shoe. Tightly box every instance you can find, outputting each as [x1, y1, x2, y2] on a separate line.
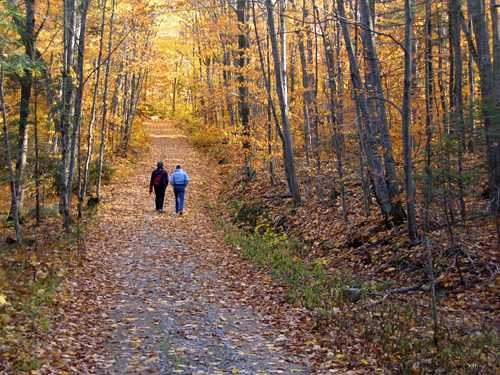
[179, 211, 183, 216]
[159, 209, 165, 213]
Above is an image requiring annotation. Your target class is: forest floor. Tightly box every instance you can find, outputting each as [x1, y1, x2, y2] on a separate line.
[36, 120, 312, 374]
[1, 119, 496, 373]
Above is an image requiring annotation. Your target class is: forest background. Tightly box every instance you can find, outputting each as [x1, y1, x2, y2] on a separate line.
[0, 0, 498, 372]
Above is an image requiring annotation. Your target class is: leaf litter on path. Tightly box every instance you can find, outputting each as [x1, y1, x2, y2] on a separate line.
[40, 121, 310, 374]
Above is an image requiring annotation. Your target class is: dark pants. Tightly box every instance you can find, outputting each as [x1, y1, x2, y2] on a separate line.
[154, 186, 166, 210]
[174, 189, 185, 213]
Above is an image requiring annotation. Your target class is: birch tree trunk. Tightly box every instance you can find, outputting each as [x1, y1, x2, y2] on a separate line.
[34, 77, 41, 225]
[60, 0, 76, 229]
[80, 25, 105, 207]
[80, 62, 102, 212]
[66, 0, 90, 223]
[96, 0, 116, 202]
[252, 1, 278, 185]
[279, 0, 288, 111]
[266, 0, 301, 205]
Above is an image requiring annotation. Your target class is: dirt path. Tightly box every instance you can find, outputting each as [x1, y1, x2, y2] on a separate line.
[42, 121, 308, 374]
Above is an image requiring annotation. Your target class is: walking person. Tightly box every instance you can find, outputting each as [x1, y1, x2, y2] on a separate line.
[170, 165, 189, 215]
[149, 161, 169, 212]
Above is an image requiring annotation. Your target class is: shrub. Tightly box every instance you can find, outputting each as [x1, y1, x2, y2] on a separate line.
[223, 222, 352, 309]
[175, 112, 229, 160]
[88, 159, 115, 187]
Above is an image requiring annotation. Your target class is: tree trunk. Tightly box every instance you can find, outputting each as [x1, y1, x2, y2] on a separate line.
[111, 63, 123, 118]
[252, 2, 278, 185]
[490, 0, 500, 221]
[467, 35, 476, 152]
[222, 46, 235, 126]
[402, 0, 418, 242]
[316, 5, 347, 219]
[436, 11, 456, 229]
[0, 65, 21, 242]
[10, 0, 36, 219]
[60, 0, 77, 229]
[359, 0, 400, 201]
[467, 0, 500, 218]
[449, 0, 466, 222]
[171, 63, 178, 117]
[66, 0, 90, 225]
[122, 70, 145, 154]
[34, 77, 41, 225]
[96, 0, 116, 202]
[279, 0, 288, 111]
[311, 4, 322, 198]
[266, 0, 301, 205]
[491, 0, 500, 90]
[424, 0, 434, 232]
[80, 37, 106, 216]
[237, 0, 253, 178]
[298, 32, 314, 198]
[422, 1, 439, 340]
[337, 0, 404, 224]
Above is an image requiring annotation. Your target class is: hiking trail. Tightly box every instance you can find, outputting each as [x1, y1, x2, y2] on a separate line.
[41, 121, 309, 374]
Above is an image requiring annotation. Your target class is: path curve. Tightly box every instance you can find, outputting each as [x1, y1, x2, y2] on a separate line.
[42, 121, 308, 374]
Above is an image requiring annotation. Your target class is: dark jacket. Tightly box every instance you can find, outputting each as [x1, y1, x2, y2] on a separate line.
[150, 167, 169, 193]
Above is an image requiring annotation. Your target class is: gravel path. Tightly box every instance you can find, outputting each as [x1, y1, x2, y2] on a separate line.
[67, 121, 309, 374]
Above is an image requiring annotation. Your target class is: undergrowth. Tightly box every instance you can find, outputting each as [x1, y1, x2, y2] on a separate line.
[177, 111, 498, 372]
[0, 118, 150, 371]
[222, 222, 354, 309]
[173, 110, 235, 162]
[0, 226, 83, 371]
[215, 199, 499, 373]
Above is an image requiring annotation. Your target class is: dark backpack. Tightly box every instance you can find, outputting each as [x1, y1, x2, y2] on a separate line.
[153, 170, 166, 187]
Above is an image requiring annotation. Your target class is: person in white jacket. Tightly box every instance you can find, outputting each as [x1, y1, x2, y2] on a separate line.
[169, 165, 189, 215]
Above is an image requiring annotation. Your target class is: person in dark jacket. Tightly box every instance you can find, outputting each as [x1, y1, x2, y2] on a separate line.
[149, 161, 169, 212]
[169, 165, 189, 215]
